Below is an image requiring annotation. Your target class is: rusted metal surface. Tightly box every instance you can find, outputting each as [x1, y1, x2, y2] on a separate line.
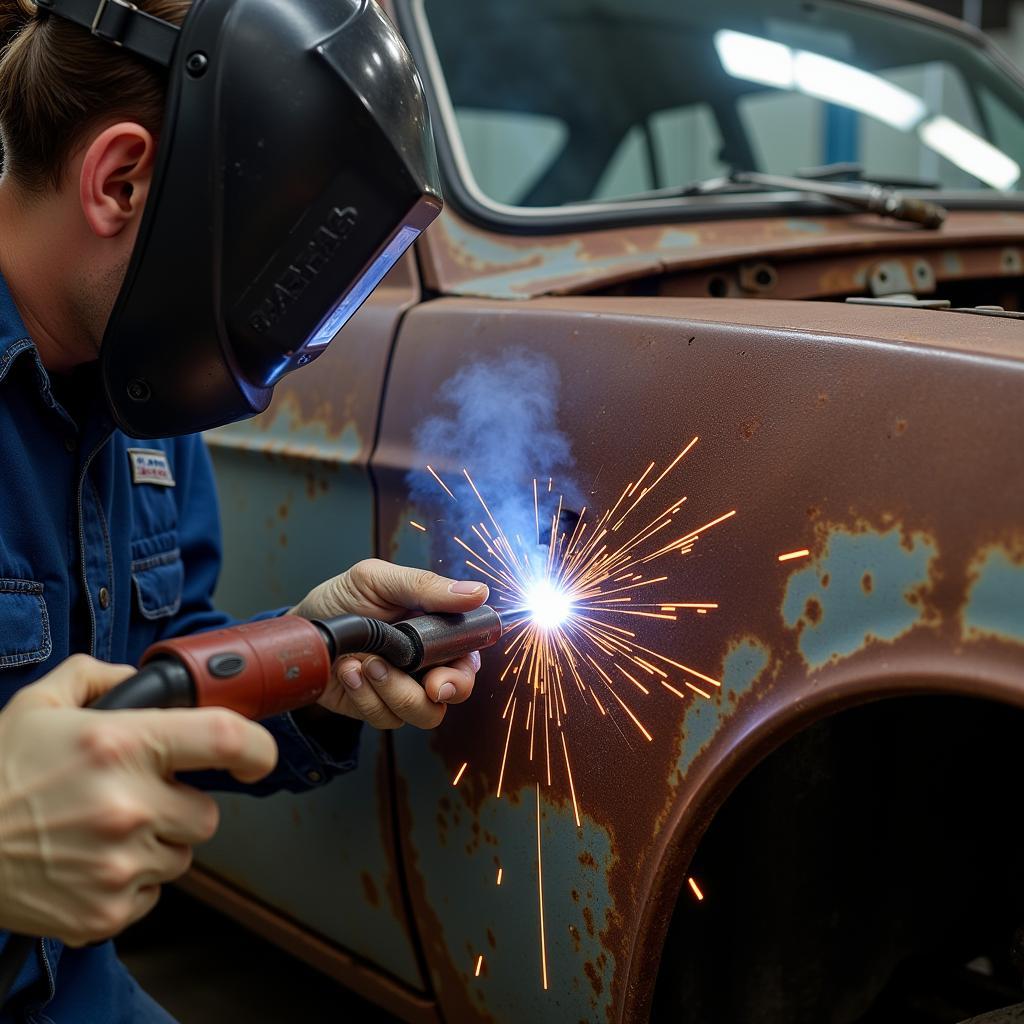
[179, 867, 441, 1024]
[372, 295, 1024, 1023]
[657, 244, 1023, 302]
[419, 207, 1024, 301]
[193, 252, 429, 997]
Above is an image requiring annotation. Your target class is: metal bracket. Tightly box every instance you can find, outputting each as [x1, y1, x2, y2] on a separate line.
[91, 0, 137, 47]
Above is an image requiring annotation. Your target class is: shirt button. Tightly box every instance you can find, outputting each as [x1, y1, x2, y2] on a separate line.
[64, 437, 77, 454]
[306, 770, 323, 784]
[98, 586, 111, 610]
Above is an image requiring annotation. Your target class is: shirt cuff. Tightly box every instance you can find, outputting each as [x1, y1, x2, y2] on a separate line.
[266, 709, 362, 789]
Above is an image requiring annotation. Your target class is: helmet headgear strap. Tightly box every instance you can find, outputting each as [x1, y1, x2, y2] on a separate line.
[35, 0, 179, 66]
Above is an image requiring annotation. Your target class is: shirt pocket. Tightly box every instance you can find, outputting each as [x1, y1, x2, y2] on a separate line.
[0, 578, 52, 668]
[130, 531, 183, 621]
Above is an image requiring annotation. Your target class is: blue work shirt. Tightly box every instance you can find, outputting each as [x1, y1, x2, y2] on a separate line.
[0, 273, 359, 1021]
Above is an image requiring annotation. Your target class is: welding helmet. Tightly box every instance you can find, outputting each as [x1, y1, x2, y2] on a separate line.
[37, 0, 442, 438]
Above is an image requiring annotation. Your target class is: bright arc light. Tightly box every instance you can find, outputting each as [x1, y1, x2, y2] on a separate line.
[525, 579, 573, 631]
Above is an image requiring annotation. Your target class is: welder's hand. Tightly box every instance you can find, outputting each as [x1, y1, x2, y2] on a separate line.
[0, 655, 278, 946]
[291, 559, 487, 730]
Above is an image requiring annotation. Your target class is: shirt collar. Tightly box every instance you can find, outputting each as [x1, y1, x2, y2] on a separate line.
[0, 269, 37, 382]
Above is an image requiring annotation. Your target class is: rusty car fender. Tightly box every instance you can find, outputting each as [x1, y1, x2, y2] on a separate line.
[374, 295, 1024, 1024]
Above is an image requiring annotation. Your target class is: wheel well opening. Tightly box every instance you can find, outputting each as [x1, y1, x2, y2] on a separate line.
[652, 695, 1024, 1024]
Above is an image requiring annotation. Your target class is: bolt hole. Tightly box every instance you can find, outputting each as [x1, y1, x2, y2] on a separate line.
[708, 276, 729, 298]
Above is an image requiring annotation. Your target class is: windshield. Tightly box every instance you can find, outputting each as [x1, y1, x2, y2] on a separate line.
[413, 0, 1024, 211]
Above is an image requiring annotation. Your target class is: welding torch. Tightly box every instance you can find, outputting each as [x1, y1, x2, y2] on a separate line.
[92, 605, 503, 714]
[0, 606, 503, 1008]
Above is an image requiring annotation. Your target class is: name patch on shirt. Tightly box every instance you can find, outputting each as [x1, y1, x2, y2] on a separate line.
[127, 449, 175, 488]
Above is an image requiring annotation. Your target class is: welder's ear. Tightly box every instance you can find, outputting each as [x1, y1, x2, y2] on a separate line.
[78, 122, 157, 240]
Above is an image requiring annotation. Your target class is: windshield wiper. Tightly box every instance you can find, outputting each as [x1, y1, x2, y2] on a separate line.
[795, 162, 942, 191]
[608, 170, 948, 229]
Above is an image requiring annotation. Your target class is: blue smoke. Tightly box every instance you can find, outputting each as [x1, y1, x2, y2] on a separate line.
[407, 349, 583, 574]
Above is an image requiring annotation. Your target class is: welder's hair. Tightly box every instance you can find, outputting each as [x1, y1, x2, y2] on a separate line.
[0, 0, 192, 193]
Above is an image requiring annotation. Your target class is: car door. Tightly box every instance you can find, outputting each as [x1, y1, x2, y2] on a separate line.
[193, 253, 429, 995]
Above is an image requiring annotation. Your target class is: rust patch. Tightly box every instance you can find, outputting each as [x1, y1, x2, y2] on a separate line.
[804, 597, 823, 624]
[740, 416, 762, 440]
[361, 872, 380, 909]
[862, 572, 874, 594]
[584, 959, 604, 996]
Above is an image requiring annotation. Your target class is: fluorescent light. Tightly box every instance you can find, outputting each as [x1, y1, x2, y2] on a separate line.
[793, 51, 927, 131]
[714, 30, 794, 89]
[715, 30, 928, 133]
[919, 115, 1021, 190]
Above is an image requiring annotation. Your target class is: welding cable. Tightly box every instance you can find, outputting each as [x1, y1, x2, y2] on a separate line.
[313, 615, 421, 671]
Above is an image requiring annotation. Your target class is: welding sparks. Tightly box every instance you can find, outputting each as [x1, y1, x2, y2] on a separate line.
[496, 866, 503, 886]
[422, 438, 736, 993]
[427, 464, 457, 502]
[452, 762, 468, 786]
[688, 877, 705, 901]
[778, 548, 810, 562]
[409, 520, 427, 533]
[474, 954, 484, 977]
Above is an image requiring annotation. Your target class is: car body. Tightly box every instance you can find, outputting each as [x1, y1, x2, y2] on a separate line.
[183, 1, 1024, 1021]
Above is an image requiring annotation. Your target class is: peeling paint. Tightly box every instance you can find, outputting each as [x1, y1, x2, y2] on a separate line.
[197, 729, 423, 986]
[782, 528, 936, 669]
[438, 218, 696, 301]
[964, 546, 1024, 645]
[674, 641, 771, 784]
[402, 733, 617, 1023]
[209, 395, 363, 465]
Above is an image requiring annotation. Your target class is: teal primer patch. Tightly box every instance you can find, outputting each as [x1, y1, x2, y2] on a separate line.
[784, 219, 828, 234]
[199, 729, 423, 986]
[401, 729, 617, 1023]
[390, 506, 432, 566]
[964, 548, 1024, 644]
[441, 219, 699, 300]
[674, 641, 769, 783]
[782, 528, 935, 670]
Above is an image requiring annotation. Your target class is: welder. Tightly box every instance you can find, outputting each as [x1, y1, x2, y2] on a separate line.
[0, 0, 479, 1019]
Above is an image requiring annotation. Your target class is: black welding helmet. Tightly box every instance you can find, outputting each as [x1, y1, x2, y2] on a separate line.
[37, 0, 442, 438]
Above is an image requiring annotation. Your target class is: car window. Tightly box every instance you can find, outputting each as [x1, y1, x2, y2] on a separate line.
[453, 109, 569, 206]
[415, 0, 1024, 211]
